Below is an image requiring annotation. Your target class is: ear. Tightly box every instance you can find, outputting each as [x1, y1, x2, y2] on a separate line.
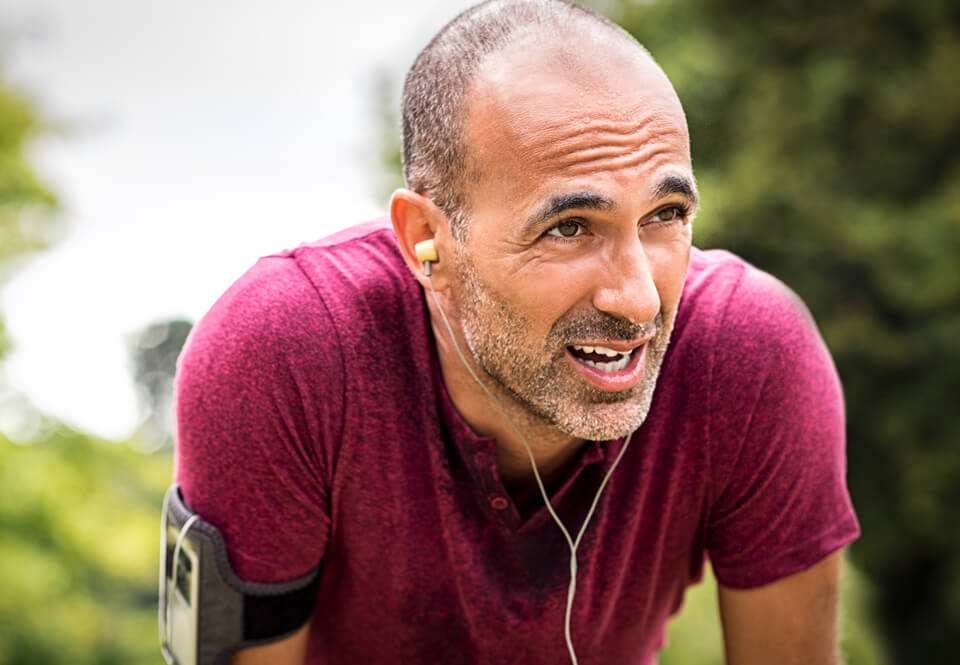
[390, 188, 452, 291]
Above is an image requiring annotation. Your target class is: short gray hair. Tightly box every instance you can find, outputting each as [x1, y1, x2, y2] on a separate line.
[400, 0, 632, 240]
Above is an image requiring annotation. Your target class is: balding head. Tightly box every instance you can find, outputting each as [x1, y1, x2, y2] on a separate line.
[401, 0, 660, 239]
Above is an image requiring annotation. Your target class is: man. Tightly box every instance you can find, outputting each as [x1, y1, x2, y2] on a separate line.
[173, 1, 859, 663]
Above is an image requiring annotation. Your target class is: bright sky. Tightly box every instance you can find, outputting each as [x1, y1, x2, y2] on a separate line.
[0, 0, 477, 440]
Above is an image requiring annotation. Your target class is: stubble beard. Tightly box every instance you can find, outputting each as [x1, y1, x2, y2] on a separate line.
[452, 248, 678, 442]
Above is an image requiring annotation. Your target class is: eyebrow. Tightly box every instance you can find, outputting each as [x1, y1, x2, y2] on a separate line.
[521, 175, 699, 237]
[652, 174, 699, 207]
[523, 191, 615, 235]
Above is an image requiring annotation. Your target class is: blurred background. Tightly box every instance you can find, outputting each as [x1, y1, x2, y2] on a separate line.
[0, 0, 956, 663]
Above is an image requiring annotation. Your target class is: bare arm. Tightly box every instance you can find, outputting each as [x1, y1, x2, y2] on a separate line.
[718, 550, 844, 665]
[229, 624, 310, 665]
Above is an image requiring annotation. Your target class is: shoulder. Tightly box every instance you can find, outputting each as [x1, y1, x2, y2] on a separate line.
[176, 220, 412, 474]
[683, 247, 814, 332]
[174, 221, 413, 580]
[684, 251, 858, 587]
[174, 241, 348, 475]
[178, 250, 336, 396]
[678, 248, 826, 379]
[288, 218, 420, 324]
[679, 247, 841, 428]
[677, 247, 846, 511]
[181, 218, 409, 379]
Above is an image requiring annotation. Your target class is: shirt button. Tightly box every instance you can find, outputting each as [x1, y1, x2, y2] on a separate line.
[489, 495, 509, 511]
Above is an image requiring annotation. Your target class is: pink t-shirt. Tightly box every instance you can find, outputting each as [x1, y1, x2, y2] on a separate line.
[175, 219, 859, 664]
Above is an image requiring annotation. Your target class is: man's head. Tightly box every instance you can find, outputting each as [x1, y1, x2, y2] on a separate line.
[401, 0, 641, 239]
[392, 0, 697, 441]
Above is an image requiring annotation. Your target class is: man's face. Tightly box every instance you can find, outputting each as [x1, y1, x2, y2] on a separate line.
[448, 38, 696, 441]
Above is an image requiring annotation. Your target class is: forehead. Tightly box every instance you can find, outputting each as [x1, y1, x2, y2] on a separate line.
[462, 33, 691, 209]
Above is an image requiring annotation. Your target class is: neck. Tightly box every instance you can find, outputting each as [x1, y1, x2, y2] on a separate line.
[426, 292, 585, 490]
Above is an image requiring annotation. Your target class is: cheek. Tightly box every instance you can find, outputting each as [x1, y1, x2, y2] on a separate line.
[502, 262, 593, 333]
[648, 232, 692, 308]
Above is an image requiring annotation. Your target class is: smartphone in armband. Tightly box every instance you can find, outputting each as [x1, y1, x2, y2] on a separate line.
[158, 485, 321, 665]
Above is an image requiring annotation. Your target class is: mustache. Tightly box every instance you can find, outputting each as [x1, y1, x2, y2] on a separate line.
[549, 310, 664, 345]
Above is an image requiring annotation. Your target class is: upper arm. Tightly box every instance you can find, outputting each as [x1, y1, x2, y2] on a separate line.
[707, 267, 859, 588]
[718, 550, 844, 665]
[175, 255, 339, 579]
[704, 269, 858, 662]
[229, 625, 311, 665]
[174, 257, 337, 662]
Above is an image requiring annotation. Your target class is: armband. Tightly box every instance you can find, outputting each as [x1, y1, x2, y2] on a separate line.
[158, 484, 320, 665]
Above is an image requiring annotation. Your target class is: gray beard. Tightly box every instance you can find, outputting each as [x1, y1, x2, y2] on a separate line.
[453, 248, 677, 441]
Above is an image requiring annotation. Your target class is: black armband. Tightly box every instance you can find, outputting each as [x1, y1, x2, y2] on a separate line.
[159, 484, 320, 665]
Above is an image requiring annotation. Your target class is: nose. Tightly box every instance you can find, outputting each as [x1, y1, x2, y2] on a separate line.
[591, 237, 661, 325]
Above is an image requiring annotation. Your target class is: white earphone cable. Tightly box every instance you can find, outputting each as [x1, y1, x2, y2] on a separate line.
[426, 266, 637, 665]
[165, 513, 200, 650]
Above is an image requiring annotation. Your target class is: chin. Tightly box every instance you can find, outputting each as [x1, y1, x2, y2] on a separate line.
[549, 393, 656, 442]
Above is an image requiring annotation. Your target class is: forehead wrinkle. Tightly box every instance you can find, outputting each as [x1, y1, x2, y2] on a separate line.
[557, 147, 680, 177]
[519, 114, 686, 163]
[517, 111, 681, 148]
[553, 115, 675, 140]
[536, 125, 688, 174]
[463, 42, 691, 208]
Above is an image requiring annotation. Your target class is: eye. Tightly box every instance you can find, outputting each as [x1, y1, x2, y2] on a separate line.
[642, 204, 692, 229]
[546, 219, 585, 238]
[652, 206, 685, 223]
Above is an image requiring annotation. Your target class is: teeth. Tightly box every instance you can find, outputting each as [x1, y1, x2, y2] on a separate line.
[572, 344, 622, 358]
[579, 353, 631, 373]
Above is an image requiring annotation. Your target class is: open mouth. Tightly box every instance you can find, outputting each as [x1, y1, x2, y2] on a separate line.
[568, 344, 634, 373]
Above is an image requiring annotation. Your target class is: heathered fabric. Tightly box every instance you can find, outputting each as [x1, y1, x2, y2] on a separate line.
[175, 218, 859, 665]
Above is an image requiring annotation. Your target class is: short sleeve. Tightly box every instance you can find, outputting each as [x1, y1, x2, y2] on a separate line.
[706, 266, 860, 589]
[174, 254, 342, 583]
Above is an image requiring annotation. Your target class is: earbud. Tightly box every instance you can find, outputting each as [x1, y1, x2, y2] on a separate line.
[415, 239, 438, 276]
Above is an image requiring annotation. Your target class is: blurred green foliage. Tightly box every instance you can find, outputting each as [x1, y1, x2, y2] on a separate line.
[599, 0, 959, 662]
[0, 66, 58, 287]
[373, 69, 406, 206]
[0, 63, 57, 362]
[0, 427, 171, 665]
[128, 319, 194, 452]
[0, 60, 171, 665]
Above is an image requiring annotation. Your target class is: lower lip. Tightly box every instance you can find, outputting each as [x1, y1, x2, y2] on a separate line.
[566, 344, 648, 392]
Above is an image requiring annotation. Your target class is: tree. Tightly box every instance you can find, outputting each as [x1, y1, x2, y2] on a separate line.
[128, 318, 194, 451]
[0, 56, 171, 665]
[601, 0, 959, 662]
[0, 59, 58, 361]
[0, 425, 172, 665]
